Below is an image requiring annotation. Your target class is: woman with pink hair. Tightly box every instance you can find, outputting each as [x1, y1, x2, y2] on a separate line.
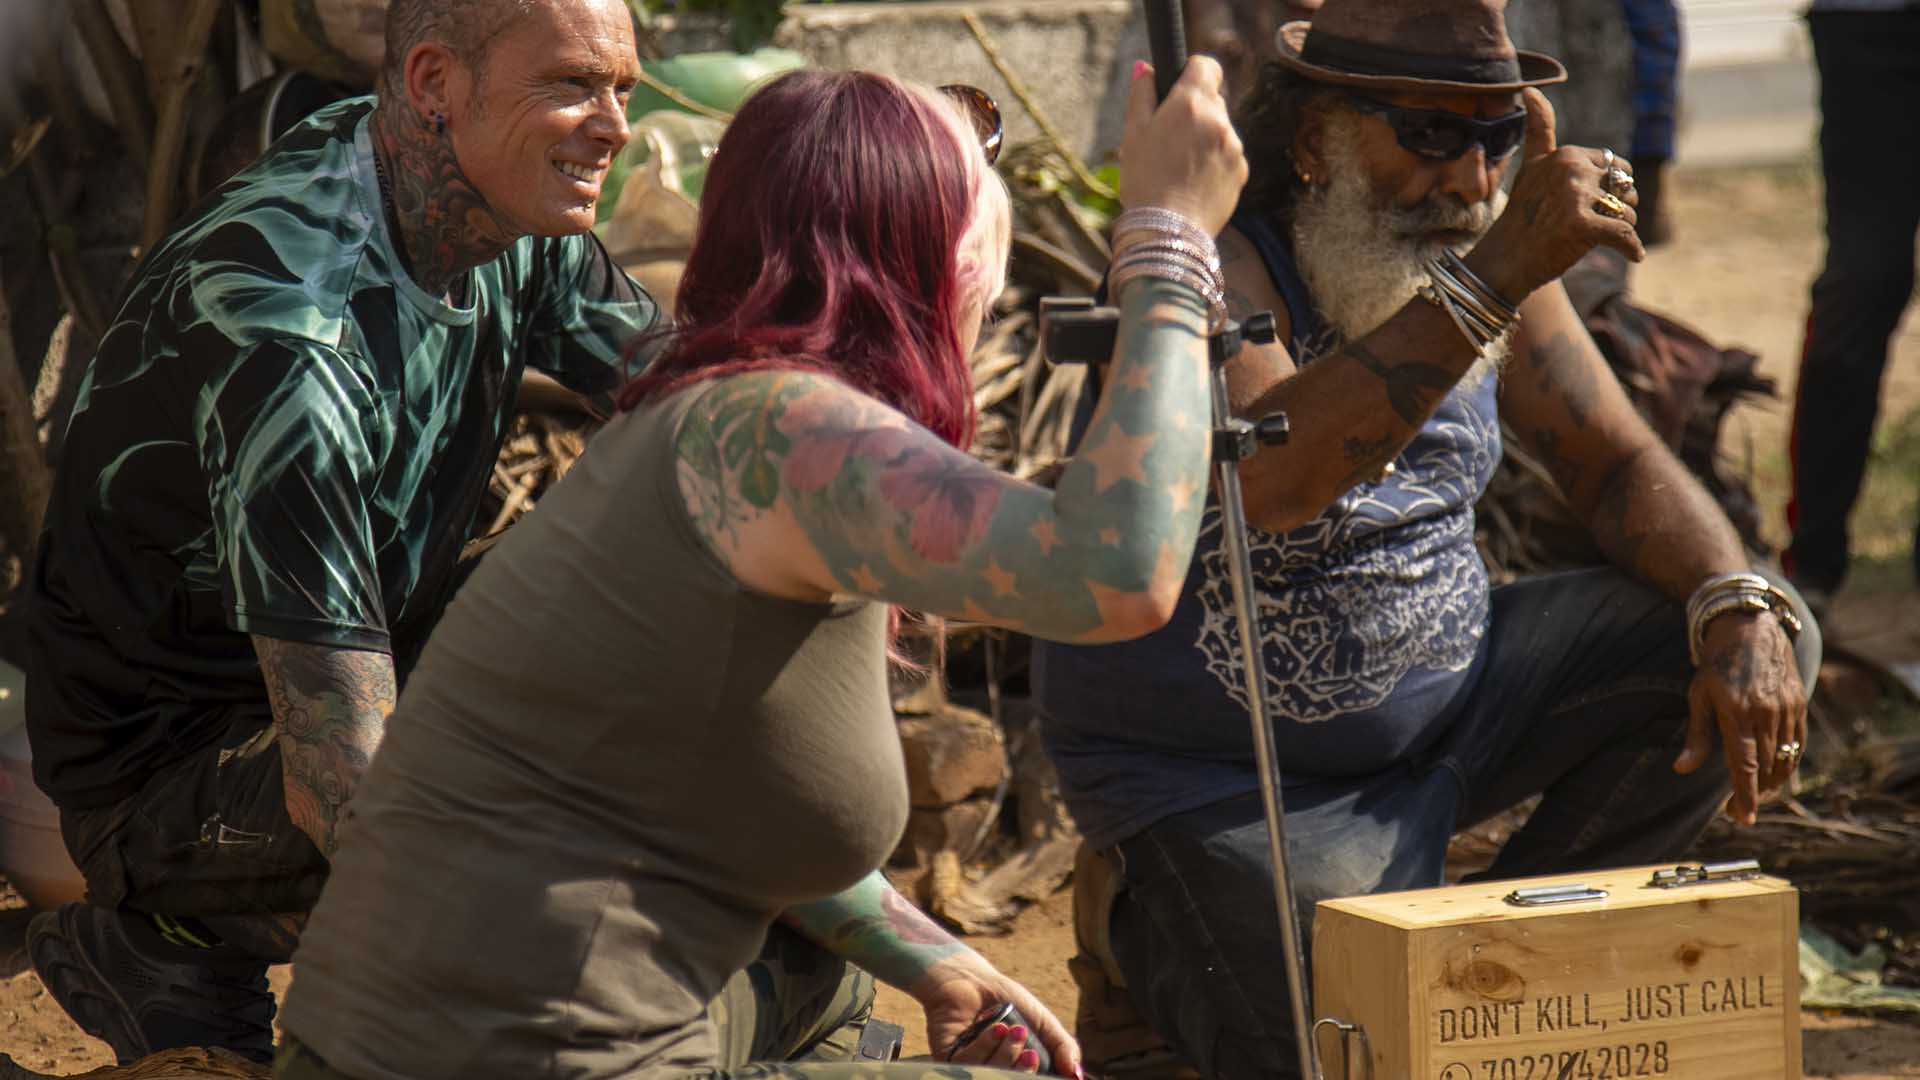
[274, 62, 1245, 1080]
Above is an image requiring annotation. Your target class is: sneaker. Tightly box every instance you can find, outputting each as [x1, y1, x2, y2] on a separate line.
[26, 903, 277, 1064]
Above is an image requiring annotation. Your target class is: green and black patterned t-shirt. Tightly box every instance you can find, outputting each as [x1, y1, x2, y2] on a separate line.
[26, 97, 658, 809]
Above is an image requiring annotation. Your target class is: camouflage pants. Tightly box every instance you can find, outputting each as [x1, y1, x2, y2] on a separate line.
[274, 924, 1033, 1079]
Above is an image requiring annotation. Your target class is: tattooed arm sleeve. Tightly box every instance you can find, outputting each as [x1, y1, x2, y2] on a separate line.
[252, 635, 396, 860]
[1499, 284, 1749, 600]
[673, 278, 1212, 644]
[778, 870, 969, 994]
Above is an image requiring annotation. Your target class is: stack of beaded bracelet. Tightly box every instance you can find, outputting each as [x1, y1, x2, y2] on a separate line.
[1108, 207, 1228, 333]
[1684, 571, 1805, 666]
[1418, 249, 1519, 354]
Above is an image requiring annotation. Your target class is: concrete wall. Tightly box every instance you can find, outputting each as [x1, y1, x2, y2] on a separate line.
[652, 0, 1639, 163]
[652, 0, 1139, 162]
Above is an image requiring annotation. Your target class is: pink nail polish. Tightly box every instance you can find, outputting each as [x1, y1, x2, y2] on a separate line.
[1132, 60, 1149, 81]
[992, 1023, 1010, 1039]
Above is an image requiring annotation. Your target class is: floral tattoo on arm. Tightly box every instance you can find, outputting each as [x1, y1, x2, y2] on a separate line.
[674, 278, 1214, 643]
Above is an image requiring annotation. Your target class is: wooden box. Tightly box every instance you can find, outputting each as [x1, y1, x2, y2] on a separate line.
[1312, 864, 1800, 1080]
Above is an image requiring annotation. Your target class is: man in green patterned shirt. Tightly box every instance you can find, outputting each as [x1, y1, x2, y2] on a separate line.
[22, 0, 656, 1061]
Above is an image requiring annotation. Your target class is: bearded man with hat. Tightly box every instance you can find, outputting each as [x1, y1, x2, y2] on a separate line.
[1033, 2, 1821, 1077]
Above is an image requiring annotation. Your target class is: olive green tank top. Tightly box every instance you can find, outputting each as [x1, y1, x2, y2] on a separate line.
[281, 380, 905, 1079]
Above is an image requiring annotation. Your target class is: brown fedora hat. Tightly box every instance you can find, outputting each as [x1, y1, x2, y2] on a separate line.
[1274, 0, 1566, 95]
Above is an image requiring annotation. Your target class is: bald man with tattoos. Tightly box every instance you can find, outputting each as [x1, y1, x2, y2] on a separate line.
[22, 0, 656, 1063]
[1033, 3, 1820, 1078]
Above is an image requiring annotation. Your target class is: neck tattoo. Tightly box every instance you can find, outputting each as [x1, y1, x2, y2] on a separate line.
[371, 140, 466, 305]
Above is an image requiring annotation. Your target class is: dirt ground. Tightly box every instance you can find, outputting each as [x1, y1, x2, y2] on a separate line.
[3, 164, 1919, 1075]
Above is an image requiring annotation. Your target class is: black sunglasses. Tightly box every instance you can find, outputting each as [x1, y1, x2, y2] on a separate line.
[1343, 94, 1526, 163]
[938, 83, 1003, 166]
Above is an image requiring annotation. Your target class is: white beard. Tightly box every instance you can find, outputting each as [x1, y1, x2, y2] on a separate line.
[1290, 116, 1510, 373]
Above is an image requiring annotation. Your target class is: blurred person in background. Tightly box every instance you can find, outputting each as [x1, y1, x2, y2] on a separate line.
[1618, 0, 1681, 245]
[1785, 0, 1920, 619]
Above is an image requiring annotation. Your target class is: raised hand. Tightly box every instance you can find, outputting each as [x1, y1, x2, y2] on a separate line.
[1119, 55, 1248, 234]
[1464, 87, 1646, 303]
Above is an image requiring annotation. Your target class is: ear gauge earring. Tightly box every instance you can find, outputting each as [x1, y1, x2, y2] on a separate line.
[427, 112, 447, 135]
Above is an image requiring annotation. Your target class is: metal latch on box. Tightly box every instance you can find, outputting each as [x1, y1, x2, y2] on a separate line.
[1649, 859, 1761, 888]
[1504, 883, 1609, 907]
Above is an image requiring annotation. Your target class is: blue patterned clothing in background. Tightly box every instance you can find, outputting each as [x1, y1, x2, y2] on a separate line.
[26, 97, 658, 811]
[1620, 0, 1682, 162]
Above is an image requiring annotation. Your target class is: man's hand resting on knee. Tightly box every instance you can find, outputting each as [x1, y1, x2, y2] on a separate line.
[780, 870, 1082, 1075]
[1676, 613, 1807, 827]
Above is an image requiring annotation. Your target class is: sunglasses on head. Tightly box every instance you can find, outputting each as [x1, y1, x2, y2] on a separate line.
[1342, 94, 1526, 163]
[938, 83, 1003, 166]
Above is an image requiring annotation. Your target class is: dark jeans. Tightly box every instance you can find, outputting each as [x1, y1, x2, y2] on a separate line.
[1102, 569, 1821, 1080]
[1786, 10, 1920, 592]
[59, 714, 327, 964]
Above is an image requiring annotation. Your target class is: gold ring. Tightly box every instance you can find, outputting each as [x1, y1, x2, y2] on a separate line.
[1775, 741, 1802, 762]
[1594, 191, 1631, 219]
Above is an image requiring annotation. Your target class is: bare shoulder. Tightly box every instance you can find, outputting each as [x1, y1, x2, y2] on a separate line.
[1218, 224, 1291, 332]
[1217, 223, 1300, 405]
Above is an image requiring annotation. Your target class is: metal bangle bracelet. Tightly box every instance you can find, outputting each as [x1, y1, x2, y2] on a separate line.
[1112, 207, 1215, 251]
[1429, 255, 1516, 330]
[1110, 267, 1223, 324]
[1440, 250, 1519, 320]
[1430, 264, 1512, 338]
[1420, 282, 1495, 354]
[1436, 279, 1504, 349]
[1689, 592, 1776, 666]
[1110, 260, 1227, 330]
[1110, 246, 1219, 286]
[1110, 249, 1224, 302]
[1685, 571, 1773, 618]
[1688, 582, 1775, 637]
[1685, 571, 1774, 629]
[1688, 584, 1804, 666]
[1111, 236, 1223, 280]
[1426, 261, 1513, 345]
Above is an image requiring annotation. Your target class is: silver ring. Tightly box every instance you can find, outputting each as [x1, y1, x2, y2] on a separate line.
[1602, 148, 1615, 171]
[1775, 741, 1802, 762]
[1606, 167, 1635, 194]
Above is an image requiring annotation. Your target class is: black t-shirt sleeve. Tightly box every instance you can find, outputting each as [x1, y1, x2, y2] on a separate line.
[196, 338, 392, 651]
[526, 231, 660, 400]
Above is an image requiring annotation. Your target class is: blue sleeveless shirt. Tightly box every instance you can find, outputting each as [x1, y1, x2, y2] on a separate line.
[1033, 210, 1502, 849]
